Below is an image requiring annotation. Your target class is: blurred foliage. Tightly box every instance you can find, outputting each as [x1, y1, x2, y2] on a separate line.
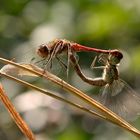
[0, 0, 140, 140]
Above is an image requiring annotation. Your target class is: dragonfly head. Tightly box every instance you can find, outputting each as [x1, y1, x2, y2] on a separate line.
[36, 44, 50, 58]
[108, 50, 123, 65]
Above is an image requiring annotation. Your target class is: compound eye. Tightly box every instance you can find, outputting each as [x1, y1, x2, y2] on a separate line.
[37, 44, 49, 58]
[108, 55, 120, 65]
[109, 50, 123, 65]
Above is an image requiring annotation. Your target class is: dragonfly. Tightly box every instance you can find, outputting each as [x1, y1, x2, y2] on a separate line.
[69, 49, 140, 120]
[36, 39, 120, 76]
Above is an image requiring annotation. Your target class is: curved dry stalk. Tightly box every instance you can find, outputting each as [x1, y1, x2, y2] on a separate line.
[0, 84, 35, 140]
[0, 72, 136, 133]
[0, 72, 106, 119]
[30, 64, 140, 138]
[0, 57, 140, 138]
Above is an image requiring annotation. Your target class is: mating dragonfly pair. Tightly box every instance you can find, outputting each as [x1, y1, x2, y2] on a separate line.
[36, 39, 140, 121]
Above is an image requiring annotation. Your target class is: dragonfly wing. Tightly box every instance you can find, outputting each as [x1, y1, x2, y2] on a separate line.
[99, 79, 140, 121]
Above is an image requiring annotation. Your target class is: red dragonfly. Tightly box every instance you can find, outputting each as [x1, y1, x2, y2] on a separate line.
[69, 50, 140, 120]
[36, 39, 120, 75]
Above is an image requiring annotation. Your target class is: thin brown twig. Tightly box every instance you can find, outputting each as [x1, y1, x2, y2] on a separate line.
[0, 57, 140, 138]
[0, 71, 135, 134]
[31, 64, 140, 138]
[0, 83, 35, 140]
[0, 72, 106, 119]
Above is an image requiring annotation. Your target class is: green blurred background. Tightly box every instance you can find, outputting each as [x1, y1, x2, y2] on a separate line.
[0, 0, 140, 140]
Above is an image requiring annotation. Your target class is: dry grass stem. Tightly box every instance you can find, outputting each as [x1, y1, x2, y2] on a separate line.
[0, 84, 35, 140]
[0, 57, 140, 138]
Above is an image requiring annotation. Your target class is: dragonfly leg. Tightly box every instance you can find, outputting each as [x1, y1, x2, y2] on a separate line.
[43, 41, 63, 71]
[56, 56, 67, 69]
[90, 55, 105, 70]
[31, 57, 47, 65]
[69, 52, 107, 86]
[67, 44, 74, 78]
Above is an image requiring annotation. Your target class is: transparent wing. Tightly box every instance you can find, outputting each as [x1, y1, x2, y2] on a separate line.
[99, 79, 140, 121]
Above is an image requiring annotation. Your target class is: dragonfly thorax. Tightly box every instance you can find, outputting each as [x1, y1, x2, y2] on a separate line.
[36, 39, 71, 59]
[103, 64, 119, 84]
